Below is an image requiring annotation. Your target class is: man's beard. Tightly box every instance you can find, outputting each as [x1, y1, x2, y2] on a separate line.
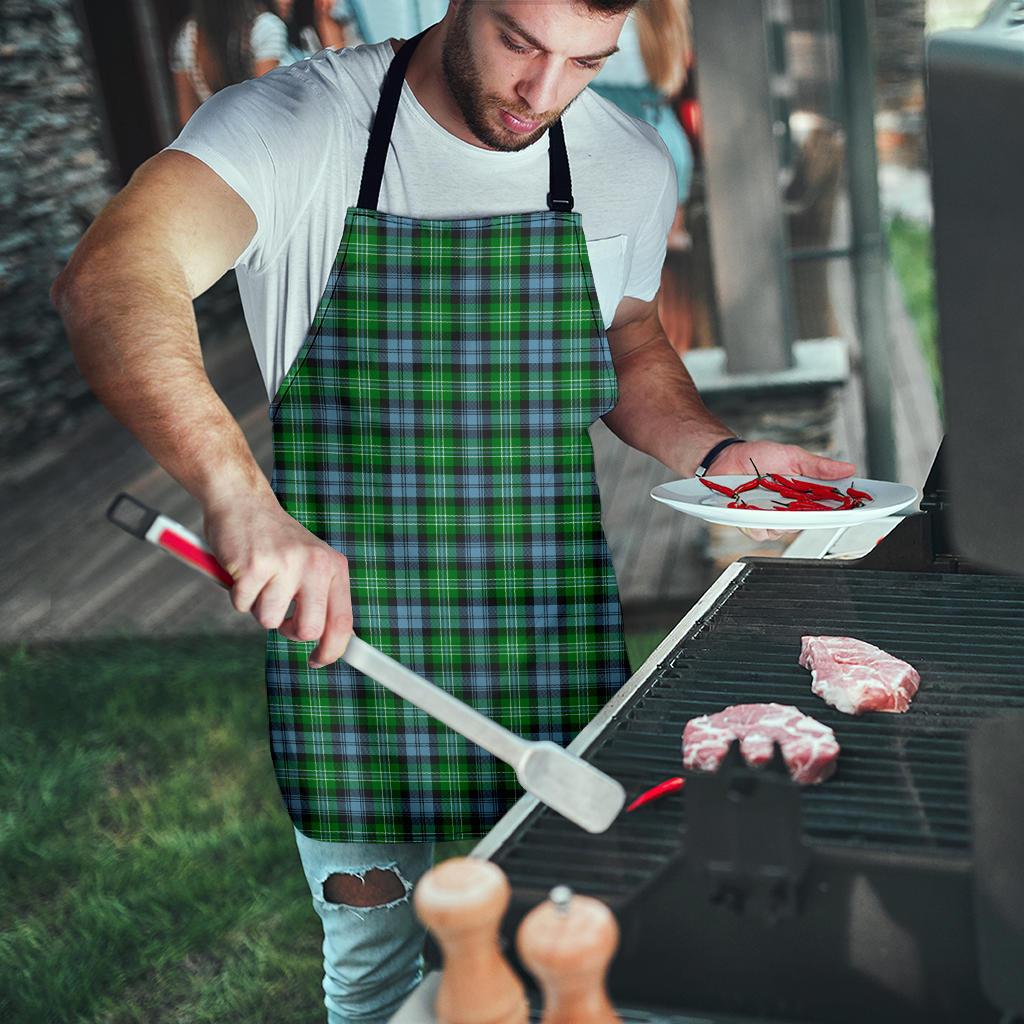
[440, 5, 562, 151]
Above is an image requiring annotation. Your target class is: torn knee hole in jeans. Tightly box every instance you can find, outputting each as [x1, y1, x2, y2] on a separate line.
[319, 866, 412, 915]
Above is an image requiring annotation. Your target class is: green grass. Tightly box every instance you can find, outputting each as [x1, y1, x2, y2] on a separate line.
[0, 637, 324, 1024]
[887, 216, 942, 412]
[1, 628, 667, 1022]
[625, 631, 670, 672]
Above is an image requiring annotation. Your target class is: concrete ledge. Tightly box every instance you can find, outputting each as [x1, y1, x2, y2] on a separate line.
[684, 337, 850, 397]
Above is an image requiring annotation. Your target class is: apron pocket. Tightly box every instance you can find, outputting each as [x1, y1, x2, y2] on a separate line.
[584, 234, 627, 328]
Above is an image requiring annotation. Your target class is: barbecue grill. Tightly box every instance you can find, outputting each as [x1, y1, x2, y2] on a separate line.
[398, 8, 1024, 1022]
[468, 447, 1024, 1022]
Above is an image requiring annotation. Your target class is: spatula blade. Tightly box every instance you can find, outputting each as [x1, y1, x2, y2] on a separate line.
[516, 741, 625, 834]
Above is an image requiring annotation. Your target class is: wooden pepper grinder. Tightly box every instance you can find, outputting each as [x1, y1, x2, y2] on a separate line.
[516, 885, 621, 1024]
[413, 857, 528, 1024]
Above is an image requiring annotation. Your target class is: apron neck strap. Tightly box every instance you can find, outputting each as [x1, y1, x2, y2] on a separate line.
[358, 29, 426, 211]
[357, 29, 575, 214]
[546, 119, 574, 213]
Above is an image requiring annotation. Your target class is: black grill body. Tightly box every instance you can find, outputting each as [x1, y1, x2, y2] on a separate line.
[481, 559, 1024, 1023]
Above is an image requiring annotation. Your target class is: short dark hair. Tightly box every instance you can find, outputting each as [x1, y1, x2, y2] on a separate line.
[575, 0, 639, 15]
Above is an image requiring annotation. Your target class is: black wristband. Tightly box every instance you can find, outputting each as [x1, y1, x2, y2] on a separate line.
[695, 437, 745, 478]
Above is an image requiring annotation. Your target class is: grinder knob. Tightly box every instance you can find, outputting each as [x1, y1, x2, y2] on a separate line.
[516, 885, 621, 1024]
[414, 857, 528, 1024]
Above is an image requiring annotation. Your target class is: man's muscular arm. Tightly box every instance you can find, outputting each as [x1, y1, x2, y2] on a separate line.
[601, 295, 734, 476]
[51, 150, 353, 666]
[602, 294, 856, 480]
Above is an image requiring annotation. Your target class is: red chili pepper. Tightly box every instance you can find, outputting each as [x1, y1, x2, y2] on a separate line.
[699, 478, 737, 498]
[626, 776, 686, 812]
[847, 485, 873, 502]
[762, 480, 818, 501]
[734, 478, 762, 494]
[775, 474, 844, 498]
[779, 498, 833, 511]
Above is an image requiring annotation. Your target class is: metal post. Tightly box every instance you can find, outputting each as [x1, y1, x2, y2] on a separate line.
[129, 0, 177, 147]
[690, 0, 795, 374]
[836, 0, 898, 479]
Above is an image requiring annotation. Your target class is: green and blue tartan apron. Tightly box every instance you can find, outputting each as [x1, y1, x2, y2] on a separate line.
[266, 30, 630, 841]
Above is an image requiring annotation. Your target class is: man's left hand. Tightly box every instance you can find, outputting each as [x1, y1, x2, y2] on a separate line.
[707, 440, 857, 542]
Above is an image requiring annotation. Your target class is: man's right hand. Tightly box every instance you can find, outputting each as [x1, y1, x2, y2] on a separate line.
[203, 493, 353, 668]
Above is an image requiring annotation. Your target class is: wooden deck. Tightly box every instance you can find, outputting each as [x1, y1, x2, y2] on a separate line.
[0, 327, 270, 643]
[1, 241, 940, 644]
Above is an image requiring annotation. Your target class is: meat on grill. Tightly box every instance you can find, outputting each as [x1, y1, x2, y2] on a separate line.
[799, 635, 921, 716]
[682, 703, 840, 785]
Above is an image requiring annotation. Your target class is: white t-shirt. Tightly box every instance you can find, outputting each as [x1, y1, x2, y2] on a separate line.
[167, 40, 676, 400]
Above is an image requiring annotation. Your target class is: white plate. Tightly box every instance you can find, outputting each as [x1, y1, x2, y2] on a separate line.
[650, 476, 920, 530]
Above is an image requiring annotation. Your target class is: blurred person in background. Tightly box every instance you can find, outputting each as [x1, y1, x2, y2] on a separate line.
[171, 0, 290, 128]
[592, 0, 693, 348]
[275, 0, 352, 63]
[592, 0, 693, 228]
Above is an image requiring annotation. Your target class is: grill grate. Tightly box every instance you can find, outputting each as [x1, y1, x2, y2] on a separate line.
[492, 563, 1024, 899]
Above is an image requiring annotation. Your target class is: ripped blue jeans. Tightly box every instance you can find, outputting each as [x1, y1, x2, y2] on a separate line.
[293, 827, 436, 1024]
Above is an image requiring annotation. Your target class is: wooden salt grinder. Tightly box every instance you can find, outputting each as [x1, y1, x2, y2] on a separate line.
[413, 857, 528, 1024]
[516, 885, 621, 1024]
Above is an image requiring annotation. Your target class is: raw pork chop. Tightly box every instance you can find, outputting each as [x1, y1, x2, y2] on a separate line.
[799, 635, 920, 716]
[682, 703, 839, 785]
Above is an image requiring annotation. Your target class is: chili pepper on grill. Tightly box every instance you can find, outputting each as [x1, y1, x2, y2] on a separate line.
[626, 776, 686, 812]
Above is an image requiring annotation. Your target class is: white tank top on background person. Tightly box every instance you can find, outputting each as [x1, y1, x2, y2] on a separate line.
[169, 11, 290, 102]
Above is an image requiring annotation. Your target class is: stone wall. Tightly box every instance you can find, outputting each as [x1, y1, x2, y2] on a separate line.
[0, 0, 244, 467]
[0, 0, 115, 464]
[873, 0, 928, 166]
[873, 0, 927, 112]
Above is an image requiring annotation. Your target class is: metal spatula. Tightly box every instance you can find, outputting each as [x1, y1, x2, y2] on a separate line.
[107, 493, 626, 834]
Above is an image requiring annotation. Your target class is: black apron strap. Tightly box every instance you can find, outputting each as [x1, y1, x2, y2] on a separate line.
[357, 29, 428, 211]
[546, 119, 574, 213]
[358, 28, 574, 214]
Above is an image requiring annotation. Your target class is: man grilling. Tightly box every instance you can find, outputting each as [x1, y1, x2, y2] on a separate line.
[52, 1, 855, 1019]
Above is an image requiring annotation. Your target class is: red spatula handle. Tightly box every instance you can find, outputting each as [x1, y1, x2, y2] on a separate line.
[106, 492, 234, 589]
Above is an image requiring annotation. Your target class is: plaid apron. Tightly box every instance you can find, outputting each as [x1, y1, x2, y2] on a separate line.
[266, 31, 630, 841]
